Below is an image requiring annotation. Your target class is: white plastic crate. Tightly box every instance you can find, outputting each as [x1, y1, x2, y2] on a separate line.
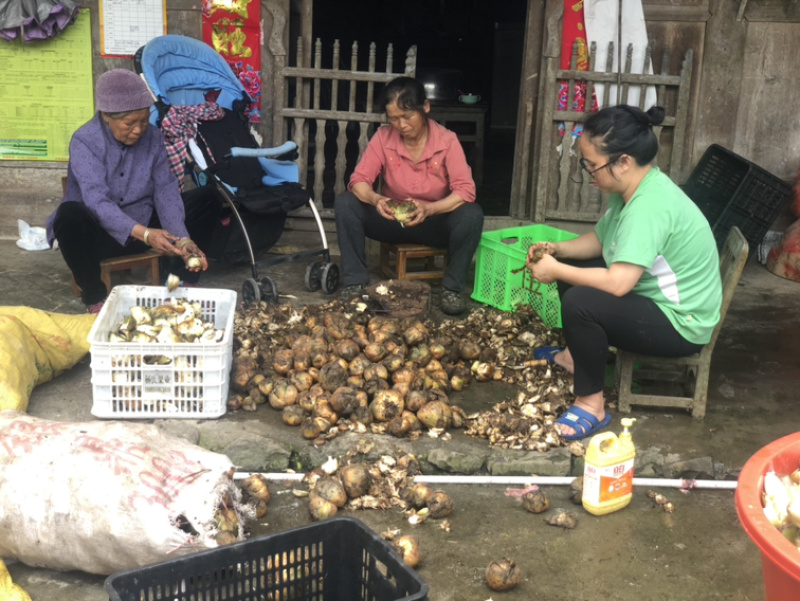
[87, 285, 237, 419]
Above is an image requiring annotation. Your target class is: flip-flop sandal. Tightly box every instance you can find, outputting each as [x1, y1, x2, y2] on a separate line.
[533, 345, 564, 366]
[555, 406, 612, 441]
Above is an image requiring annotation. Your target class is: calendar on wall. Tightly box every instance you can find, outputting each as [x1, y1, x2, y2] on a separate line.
[99, 0, 166, 57]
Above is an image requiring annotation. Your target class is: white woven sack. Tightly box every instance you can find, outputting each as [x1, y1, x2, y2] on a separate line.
[0, 411, 247, 575]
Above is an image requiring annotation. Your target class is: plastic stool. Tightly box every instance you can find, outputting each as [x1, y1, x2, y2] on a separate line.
[71, 251, 162, 297]
[379, 242, 447, 281]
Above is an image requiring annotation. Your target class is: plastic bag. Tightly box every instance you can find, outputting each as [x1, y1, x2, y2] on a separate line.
[757, 230, 783, 265]
[15, 220, 49, 251]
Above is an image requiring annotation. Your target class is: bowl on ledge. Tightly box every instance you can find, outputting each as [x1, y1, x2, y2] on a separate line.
[458, 94, 481, 104]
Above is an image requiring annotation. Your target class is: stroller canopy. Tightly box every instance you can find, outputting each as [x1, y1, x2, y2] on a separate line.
[138, 35, 250, 111]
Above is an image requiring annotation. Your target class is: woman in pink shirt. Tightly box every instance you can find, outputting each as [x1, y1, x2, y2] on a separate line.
[334, 76, 484, 315]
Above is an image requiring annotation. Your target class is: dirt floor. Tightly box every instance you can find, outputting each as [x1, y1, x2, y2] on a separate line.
[3, 239, 800, 600]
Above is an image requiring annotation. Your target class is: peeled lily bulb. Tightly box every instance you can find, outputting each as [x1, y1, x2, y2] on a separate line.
[321, 456, 339, 475]
[764, 471, 791, 527]
[107, 300, 224, 344]
[129, 306, 151, 325]
[166, 274, 180, 292]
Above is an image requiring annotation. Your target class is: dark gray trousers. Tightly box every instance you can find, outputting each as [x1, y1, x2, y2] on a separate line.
[53, 186, 222, 305]
[333, 191, 484, 293]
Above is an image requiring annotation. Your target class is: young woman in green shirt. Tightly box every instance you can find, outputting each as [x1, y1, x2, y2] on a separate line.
[526, 105, 722, 440]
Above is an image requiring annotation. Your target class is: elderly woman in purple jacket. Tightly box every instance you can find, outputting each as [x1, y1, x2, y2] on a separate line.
[46, 69, 221, 313]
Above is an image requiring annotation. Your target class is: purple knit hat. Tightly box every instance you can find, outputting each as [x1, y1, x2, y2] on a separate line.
[95, 69, 154, 113]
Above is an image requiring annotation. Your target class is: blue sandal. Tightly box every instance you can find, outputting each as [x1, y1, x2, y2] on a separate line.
[533, 345, 564, 366]
[555, 406, 611, 441]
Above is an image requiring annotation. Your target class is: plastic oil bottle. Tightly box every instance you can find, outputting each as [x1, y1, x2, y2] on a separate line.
[582, 418, 637, 516]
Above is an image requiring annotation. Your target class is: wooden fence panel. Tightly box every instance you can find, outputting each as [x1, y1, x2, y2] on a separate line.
[275, 39, 416, 206]
[533, 40, 693, 223]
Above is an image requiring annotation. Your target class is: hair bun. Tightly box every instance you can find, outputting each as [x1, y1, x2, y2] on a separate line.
[646, 106, 666, 127]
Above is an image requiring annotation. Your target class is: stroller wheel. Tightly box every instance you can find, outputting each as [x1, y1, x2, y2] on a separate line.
[242, 278, 261, 305]
[260, 276, 279, 303]
[321, 263, 340, 294]
[304, 260, 323, 292]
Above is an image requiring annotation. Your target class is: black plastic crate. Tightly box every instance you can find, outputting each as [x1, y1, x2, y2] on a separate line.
[104, 517, 429, 601]
[684, 144, 792, 253]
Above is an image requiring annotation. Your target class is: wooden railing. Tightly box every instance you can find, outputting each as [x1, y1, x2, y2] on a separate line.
[275, 38, 417, 206]
[532, 40, 693, 222]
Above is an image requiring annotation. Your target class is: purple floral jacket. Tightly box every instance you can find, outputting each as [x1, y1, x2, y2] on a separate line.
[46, 113, 188, 246]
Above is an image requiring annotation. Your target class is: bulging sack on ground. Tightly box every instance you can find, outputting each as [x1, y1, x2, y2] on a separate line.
[0, 559, 32, 601]
[0, 307, 95, 412]
[0, 412, 250, 575]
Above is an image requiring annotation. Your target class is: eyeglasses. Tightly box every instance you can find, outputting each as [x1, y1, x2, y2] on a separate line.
[580, 156, 619, 176]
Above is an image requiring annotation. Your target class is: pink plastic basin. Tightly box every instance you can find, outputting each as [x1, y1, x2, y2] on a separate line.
[736, 433, 800, 601]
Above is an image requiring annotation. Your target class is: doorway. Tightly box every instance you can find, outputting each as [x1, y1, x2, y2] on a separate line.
[311, 0, 528, 216]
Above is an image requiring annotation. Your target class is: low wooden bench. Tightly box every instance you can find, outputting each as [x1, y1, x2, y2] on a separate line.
[71, 251, 162, 296]
[379, 243, 447, 281]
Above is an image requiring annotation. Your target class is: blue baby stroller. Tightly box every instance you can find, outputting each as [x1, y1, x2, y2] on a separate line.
[135, 35, 339, 304]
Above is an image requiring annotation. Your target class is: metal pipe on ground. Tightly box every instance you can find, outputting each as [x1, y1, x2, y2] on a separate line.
[234, 472, 738, 490]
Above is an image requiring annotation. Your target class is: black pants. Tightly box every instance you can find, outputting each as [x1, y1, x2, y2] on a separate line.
[53, 186, 223, 305]
[334, 191, 484, 293]
[557, 258, 704, 396]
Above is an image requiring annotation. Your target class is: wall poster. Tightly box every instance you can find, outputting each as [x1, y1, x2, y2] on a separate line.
[0, 8, 93, 162]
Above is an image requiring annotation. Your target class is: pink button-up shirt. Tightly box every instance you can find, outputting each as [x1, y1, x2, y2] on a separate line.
[349, 119, 476, 203]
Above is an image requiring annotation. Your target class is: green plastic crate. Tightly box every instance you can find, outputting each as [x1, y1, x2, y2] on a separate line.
[471, 224, 579, 327]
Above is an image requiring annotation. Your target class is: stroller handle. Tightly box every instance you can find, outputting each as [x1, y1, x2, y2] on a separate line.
[228, 142, 297, 159]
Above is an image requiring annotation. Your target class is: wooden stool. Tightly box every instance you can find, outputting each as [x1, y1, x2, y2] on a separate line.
[71, 251, 162, 297]
[379, 242, 447, 281]
[615, 227, 749, 419]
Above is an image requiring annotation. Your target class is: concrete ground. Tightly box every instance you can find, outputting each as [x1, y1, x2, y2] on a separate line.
[2, 238, 800, 600]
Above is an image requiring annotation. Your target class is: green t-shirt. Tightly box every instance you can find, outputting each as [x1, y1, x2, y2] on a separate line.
[594, 167, 722, 344]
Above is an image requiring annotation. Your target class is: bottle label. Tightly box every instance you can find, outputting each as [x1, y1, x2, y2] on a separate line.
[584, 458, 635, 504]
